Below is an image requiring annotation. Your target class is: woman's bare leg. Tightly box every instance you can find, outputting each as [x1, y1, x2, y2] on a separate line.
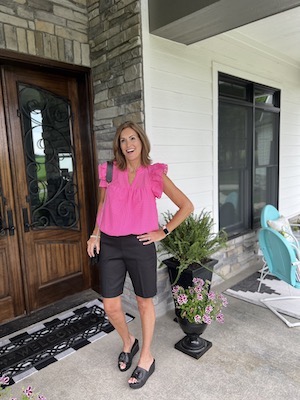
[128, 296, 155, 384]
[103, 297, 136, 369]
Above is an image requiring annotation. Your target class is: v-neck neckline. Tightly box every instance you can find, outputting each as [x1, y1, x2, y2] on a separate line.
[127, 166, 142, 186]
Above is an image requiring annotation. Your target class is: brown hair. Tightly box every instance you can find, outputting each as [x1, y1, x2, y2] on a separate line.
[113, 121, 152, 170]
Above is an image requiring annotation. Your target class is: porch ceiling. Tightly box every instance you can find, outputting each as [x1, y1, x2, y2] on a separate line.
[222, 7, 300, 67]
[149, 0, 300, 67]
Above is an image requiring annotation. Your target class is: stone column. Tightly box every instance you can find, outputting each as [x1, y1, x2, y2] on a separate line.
[87, 0, 144, 162]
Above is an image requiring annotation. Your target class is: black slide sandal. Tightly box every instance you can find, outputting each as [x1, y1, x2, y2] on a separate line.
[118, 338, 139, 372]
[129, 359, 155, 389]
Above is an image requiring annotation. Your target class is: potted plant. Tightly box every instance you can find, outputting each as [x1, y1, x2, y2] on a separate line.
[171, 277, 228, 359]
[160, 209, 227, 286]
[0, 375, 47, 399]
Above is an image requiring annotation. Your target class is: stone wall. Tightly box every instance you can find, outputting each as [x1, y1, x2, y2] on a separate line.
[0, 0, 90, 66]
[213, 230, 262, 284]
[87, 0, 144, 162]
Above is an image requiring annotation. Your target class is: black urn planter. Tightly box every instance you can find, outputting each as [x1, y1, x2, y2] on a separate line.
[162, 257, 217, 358]
[175, 316, 212, 359]
[162, 257, 217, 288]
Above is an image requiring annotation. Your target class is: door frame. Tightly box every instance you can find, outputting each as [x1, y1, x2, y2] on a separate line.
[0, 50, 100, 318]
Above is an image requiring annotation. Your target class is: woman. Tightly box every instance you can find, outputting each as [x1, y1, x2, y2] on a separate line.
[87, 121, 193, 389]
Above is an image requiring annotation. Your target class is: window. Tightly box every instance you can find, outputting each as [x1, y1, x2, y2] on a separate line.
[218, 73, 280, 237]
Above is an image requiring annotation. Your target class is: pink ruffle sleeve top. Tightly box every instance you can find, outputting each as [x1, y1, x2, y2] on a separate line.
[97, 162, 168, 236]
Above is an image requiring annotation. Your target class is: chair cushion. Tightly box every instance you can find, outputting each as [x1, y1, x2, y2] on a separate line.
[267, 216, 293, 241]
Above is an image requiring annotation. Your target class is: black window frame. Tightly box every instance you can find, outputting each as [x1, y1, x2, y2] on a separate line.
[218, 73, 280, 238]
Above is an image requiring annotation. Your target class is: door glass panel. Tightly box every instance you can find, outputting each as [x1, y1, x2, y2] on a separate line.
[18, 84, 79, 229]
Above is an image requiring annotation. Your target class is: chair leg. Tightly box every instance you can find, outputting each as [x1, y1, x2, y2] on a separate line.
[257, 258, 268, 293]
[260, 296, 300, 328]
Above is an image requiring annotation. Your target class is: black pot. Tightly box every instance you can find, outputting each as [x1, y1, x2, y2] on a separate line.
[175, 316, 212, 359]
[162, 257, 217, 288]
[177, 316, 208, 336]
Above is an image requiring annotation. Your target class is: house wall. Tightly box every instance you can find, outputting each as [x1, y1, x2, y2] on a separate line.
[144, 34, 300, 220]
[0, 0, 90, 65]
[140, 1, 300, 315]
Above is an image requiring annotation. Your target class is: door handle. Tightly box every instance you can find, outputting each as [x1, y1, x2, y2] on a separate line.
[0, 209, 15, 236]
[22, 207, 30, 232]
[0, 215, 5, 236]
[7, 209, 15, 236]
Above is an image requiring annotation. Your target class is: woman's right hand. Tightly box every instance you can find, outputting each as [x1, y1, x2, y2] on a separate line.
[87, 236, 100, 257]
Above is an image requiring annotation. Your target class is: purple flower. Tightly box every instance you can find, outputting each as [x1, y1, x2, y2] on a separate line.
[172, 285, 180, 293]
[194, 315, 202, 323]
[0, 375, 9, 385]
[208, 291, 216, 300]
[216, 312, 225, 323]
[38, 395, 47, 400]
[193, 277, 204, 286]
[177, 294, 188, 305]
[196, 293, 203, 301]
[205, 305, 213, 314]
[23, 385, 33, 397]
[194, 286, 202, 294]
[203, 314, 212, 324]
[219, 294, 228, 307]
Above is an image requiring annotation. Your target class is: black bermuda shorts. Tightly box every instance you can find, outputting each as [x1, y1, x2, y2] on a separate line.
[99, 232, 157, 299]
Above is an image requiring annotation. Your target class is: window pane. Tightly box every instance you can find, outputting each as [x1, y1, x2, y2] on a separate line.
[219, 74, 280, 237]
[219, 103, 252, 234]
[255, 88, 276, 106]
[254, 110, 279, 222]
[219, 80, 247, 100]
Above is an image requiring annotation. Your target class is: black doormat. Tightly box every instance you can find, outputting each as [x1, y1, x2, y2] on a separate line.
[0, 299, 134, 385]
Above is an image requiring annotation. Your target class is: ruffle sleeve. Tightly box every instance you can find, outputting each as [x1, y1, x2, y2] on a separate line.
[98, 162, 108, 188]
[150, 163, 168, 198]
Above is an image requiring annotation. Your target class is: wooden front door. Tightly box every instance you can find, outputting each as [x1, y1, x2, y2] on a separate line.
[0, 64, 94, 323]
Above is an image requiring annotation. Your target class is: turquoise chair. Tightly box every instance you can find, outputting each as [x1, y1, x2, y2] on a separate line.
[258, 227, 300, 327]
[260, 204, 280, 228]
[258, 204, 300, 291]
[258, 205, 280, 290]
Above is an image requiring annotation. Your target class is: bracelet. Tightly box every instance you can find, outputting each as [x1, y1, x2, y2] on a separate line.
[90, 234, 100, 239]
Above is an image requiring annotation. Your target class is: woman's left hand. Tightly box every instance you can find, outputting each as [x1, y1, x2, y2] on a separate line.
[137, 230, 166, 245]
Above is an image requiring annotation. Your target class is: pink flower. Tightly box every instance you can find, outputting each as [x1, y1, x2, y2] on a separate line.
[38, 395, 47, 400]
[208, 291, 216, 300]
[172, 285, 180, 294]
[196, 293, 203, 300]
[0, 375, 9, 385]
[219, 294, 228, 307]
[205, 305, 213, 314]
[203, 314, 212, 324]
[192, 277, 204, 286]
[217, 312, 225, 323]
[177, 294, 188, 305]
[194, 315, 202, 323]
[23, 385, 33, 397]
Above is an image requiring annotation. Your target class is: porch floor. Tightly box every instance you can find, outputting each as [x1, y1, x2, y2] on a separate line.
[2, 269, 300, 400]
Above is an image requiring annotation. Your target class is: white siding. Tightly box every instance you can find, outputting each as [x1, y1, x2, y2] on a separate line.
[141, 8, 300, 221]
